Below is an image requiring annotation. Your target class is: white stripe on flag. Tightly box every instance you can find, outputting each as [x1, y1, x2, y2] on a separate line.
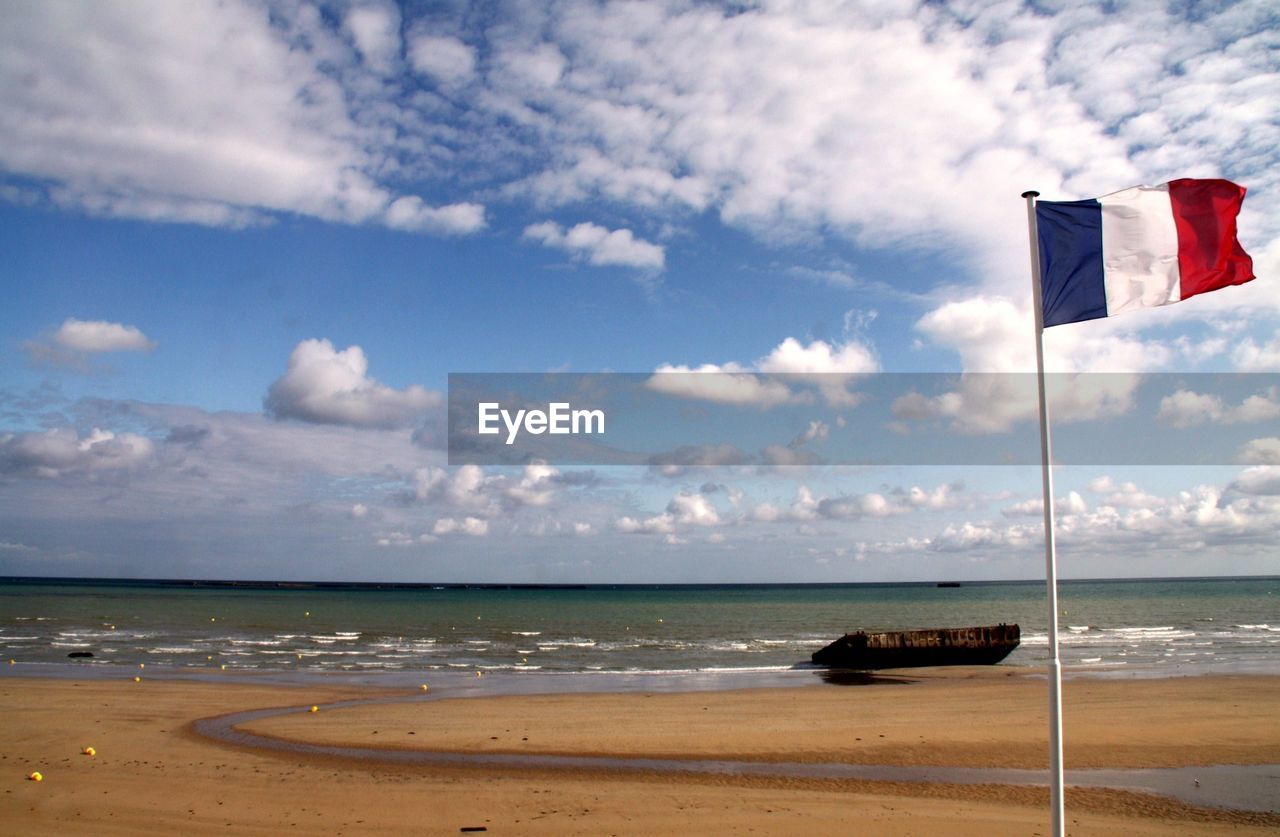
[1099, 183, 1181, 315]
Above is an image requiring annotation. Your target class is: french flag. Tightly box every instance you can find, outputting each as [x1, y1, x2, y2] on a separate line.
[1035, 178, 1254, 328]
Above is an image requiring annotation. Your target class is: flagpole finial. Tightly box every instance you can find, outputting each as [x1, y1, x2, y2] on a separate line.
[1022, 190, 1040, 199]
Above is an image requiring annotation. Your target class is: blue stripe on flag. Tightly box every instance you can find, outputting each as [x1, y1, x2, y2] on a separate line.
[1036, 199, 1107, 327]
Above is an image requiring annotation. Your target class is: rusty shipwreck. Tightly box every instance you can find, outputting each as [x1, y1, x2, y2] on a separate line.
[811, 623, 1020, 669]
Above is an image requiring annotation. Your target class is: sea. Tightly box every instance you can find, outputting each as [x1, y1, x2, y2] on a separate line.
[1, 577, 1276, 688]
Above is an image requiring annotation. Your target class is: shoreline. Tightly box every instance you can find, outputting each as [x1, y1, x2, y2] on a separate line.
[2, 668, 1277, 834]
[6, 655, 1277, 694]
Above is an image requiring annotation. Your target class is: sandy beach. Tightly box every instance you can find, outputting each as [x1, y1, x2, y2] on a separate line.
[2, 668, 1278, 835]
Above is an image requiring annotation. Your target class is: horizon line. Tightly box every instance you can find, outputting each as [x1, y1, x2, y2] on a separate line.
[2, 573, 1276, 591]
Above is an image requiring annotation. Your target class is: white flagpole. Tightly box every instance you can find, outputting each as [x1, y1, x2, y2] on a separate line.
[1022, 190, 1066, 837]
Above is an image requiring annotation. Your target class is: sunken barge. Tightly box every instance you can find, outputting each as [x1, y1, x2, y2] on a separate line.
[811, 624, 1020, 670]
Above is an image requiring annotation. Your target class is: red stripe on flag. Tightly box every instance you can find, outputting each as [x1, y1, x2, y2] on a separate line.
[1167, 178, 1254, 300]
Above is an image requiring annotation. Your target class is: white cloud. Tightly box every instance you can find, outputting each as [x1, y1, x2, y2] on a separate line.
[496, 1, 1053, 244]
[503, 462, 562, 508]
[4, 1, 1272, 306]
[646, 366, 795, 408]
[1087, 476, 1165, 509]
[483, 1, 1270, 308]
[648, 335, 877, 409]
[757, 418, 833, 467]
[757, 337, 878, 408]
[1001, 491, 1087, 518]
[407, 34, 477, 86]
[24, 318, 157, 368]
[616, 488, 723, 534]
[523, 517, 598, 538]
[813, 491, 896, 521]
[411, 464, 495, 515]
[615, 514, 673, 535]
[934, 521, 1039, 553]
[1235, 393, 1280, 424]
[793, 420, 829, 446]
[1173, 335, 1227, 365]
[1156, 390, 1226, 429]
[868, 475, 1280, 560]
[376, 531, 414, 547]
[901, 483, 967, 511]
[916, 291, 1270, 386]
[1236, 438, 1280, 466]
[756, 337, 877, 376]
[523, 221, 665, 270]
[1232, 331, 1280, 372]
[890, 371, 1140, 435]
[52, 318, 155, 353]
[3, 1, 1274, 284]
[1157, 388, 1280, 428]
[666, 491, 721, 526]
[1002, 497, 1043, 518]
[0, 1, 484, 235]
[0, 427, 154, 478]
[747, 484, 925, 524]
[408, 461, 582, 519]
[384, 197, 485, 235]
[136, 401, 435, 485]
[496, 43, 567, 90]
[901, 298, 1165, 433]
[432, 516, 489, 537]
[915, 292, 1192, 373]
[0, 541, 37, 554]
[0, 398, 437, 524]
[264, 339, 442, 429]
[376, 530, 439, 547]
[345, 4, 401, 76]
[1230, 466, 1280, 496]
[915, 298, 1033, 374]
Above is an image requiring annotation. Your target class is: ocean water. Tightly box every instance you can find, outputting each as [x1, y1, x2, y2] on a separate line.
[0, 577, 1276, 680]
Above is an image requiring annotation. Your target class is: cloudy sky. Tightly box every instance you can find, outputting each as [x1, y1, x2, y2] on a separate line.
[1, 0, 1277, 583]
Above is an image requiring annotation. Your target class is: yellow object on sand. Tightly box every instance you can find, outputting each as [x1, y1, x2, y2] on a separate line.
[83, 747, 95, 757]
[420, 684, 429, 691]
[28, 771, 42, 782]
[310, 705, 319, 713]
[133, 676, 141, 682]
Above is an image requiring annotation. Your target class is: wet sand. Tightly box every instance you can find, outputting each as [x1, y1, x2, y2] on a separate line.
[2, 668, 1278, 834]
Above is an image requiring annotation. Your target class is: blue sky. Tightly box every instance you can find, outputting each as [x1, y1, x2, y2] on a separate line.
[1, 0, 1277, 582]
